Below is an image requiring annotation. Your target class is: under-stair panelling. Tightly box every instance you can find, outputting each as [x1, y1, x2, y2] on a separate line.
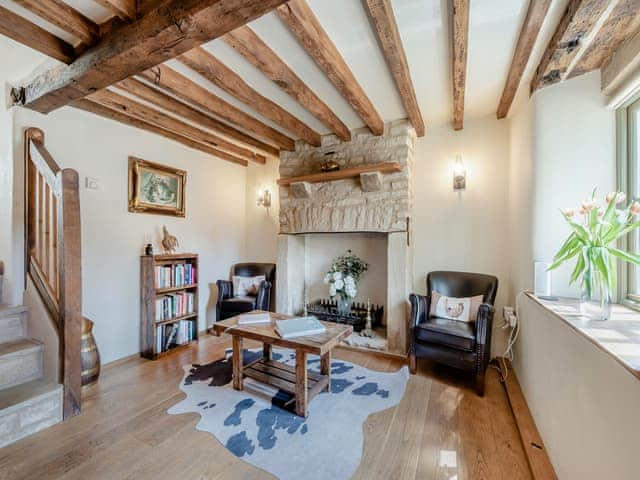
[0, 380, 62, 448]
[0, 339, 44, 389]
[0, 305, 28, 344]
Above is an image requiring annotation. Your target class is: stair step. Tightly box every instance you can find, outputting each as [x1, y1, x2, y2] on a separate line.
[0, 339, 44, 390]
[0, 305, 28, 343]
[0, 379, 62, 448]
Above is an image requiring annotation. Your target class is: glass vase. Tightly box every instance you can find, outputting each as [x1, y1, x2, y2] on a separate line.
[579, 273, 612, 321]
[336, 297, 353, 315]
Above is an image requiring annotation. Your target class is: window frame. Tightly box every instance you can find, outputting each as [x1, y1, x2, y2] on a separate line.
[619, 94, 640, 307]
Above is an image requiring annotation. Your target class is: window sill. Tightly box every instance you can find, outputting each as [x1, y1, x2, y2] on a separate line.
[525, 292, 640, 380]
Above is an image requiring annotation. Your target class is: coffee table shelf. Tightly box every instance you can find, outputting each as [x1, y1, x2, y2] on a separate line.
[244, 358, 329, 401]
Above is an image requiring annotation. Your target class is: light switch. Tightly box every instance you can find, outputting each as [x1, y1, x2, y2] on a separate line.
[85, 177, 99, 190]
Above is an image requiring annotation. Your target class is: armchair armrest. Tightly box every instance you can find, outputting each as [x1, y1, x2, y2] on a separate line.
[474, 303, 495, 374]
[216, 280, 233, 302]
[256, 280, 272, 311]
[409, 293, 430, 327]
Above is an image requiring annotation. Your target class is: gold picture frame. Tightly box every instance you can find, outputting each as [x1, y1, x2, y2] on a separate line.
[128, 157, 186, 217]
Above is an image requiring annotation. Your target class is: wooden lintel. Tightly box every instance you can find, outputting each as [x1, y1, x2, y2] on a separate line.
[14, 0, 289, 113]
[497, 0, 552, 119]
[363, 0, 425, 136]
[450, 0, 469, 130]
[278, 162, 402, 185]
[71, 99, 248, 166]
[179, 47, 322, 146]
[276, 0, 384, 136]
[0, 5, 75, 64]
[224, 26, 351, 141]
[139, 65, 295, 151]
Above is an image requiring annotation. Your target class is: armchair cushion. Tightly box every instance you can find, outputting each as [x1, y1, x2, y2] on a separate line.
[415, 317, 476, 352]
[219, 296, 258, 315]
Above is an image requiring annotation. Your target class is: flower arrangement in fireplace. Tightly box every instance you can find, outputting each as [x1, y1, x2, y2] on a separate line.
[324, 250, 368, 304]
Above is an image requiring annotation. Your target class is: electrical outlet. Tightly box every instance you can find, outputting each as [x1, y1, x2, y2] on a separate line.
[85, 177, 99, 190]
[503, 306, 517, 327]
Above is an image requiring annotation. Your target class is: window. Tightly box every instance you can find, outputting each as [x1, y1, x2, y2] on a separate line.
[620, 96, 640, 303]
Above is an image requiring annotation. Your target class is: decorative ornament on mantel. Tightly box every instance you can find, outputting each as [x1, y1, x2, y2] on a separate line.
[324, 250, 368, 315]
[161, 225, 179, 254]
[549, 190, 640, 321]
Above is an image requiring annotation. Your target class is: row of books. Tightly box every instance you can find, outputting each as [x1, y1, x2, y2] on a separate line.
[155, 263, 196, 289]
[156, 292, 196, 322]
[156, 320, 196, 353]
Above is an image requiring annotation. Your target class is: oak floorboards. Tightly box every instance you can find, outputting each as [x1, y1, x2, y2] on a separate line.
[0, 333, 531, 480]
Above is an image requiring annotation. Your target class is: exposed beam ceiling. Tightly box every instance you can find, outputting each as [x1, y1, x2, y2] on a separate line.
[276, 0, 384, 136]
[13, 0, 99, 45]
[139, 65, 295, 151]
[450, 0, 470, 131]
[496, 0, 552, 119]
[117, 77, 271, 160]
[0, 5, 74, 64]
[180, 47, 322, 146]
[570, 0, 640, 79]
[89, 89, 261, 165]
[14, 0, 290, 114]
[72, 99, 248, 166]
[224, 25, 351, 141]
[530, 0, 611, 92]
[92, 0, 137, 21]
[362, 0, 425, 137]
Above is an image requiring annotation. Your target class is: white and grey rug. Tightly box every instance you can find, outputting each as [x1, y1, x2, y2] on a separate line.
[169, 348, 409, 480]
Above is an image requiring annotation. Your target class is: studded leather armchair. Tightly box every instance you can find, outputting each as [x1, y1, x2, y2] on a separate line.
[216, 263, 276, 321]
[409, 271, 498, 396]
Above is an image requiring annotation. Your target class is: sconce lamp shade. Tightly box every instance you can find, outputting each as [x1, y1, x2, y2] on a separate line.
[453, 155, 466, 191]
[257, 189, 272, 208]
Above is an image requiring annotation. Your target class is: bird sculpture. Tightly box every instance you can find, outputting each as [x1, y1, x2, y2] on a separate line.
[161, 226, 179, 254]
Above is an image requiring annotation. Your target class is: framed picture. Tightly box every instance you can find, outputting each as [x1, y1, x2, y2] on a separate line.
[128, 157, 186, 217]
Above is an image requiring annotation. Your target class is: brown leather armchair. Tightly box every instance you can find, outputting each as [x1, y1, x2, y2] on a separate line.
[216, 263, 276, 321]
[409, 271, 498, 396]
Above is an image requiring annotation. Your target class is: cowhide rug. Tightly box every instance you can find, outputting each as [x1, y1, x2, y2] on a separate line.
[169, 348, 409, 480]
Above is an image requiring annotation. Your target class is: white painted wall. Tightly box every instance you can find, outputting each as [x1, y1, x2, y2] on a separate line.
[245, 157, 279, 262]
[11, 106, 248, 364]
[412, 116, 512, 354]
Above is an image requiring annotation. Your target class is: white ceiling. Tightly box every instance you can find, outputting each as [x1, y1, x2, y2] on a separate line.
[0, 0, 574, 135]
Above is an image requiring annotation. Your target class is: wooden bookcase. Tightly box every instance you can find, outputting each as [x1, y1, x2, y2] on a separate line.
[140, 253, 199, 359]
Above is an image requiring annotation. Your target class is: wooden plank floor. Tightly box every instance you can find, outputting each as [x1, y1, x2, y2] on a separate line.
[0, 333, 532, 480]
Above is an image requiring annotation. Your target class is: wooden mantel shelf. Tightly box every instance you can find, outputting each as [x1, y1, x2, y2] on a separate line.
[277, 162, 402, 186]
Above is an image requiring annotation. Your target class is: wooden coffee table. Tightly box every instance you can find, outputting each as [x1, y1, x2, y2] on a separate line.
[212, 311, 353, 417]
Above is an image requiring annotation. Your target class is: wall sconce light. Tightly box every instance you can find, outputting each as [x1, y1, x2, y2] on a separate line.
[257, 189, 272, 208]
[453, 155, 466, 191]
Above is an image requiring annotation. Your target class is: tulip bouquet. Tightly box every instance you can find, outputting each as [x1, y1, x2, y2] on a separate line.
[549, 190, 640, 318]
[324, 250, 368, 313]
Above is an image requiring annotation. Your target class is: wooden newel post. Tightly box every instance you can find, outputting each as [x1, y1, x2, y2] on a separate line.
[58, 168, 82, 418]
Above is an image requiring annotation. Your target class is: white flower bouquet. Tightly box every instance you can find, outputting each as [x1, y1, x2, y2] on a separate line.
[323, 250, 368, 302]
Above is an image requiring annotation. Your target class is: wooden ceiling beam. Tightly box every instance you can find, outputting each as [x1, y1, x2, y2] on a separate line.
[72, 98, 248, 166]
[89, 89, 260, 164]
[450, 0, 469, 131]
[362, 0, 425, 136]
[224, 26, 351, 141]
[496, 0, 552, 119]
[13, 0, 99, 45]
[117, 77, 268, 162]
[602, 29, 640, 94]
[179, 47, 321, 146]
[530, 0, 611, 92]
[139, 65, 294, 151]
[13, 0, 289, 114]
[570, 0, 640, 80]
[276, 0, 384, 136]
[0, 5, 75, 63]
[92, 0, 136, 21]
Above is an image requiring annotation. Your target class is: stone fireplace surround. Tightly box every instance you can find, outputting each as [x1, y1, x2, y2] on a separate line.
[276, 121, 415, 355]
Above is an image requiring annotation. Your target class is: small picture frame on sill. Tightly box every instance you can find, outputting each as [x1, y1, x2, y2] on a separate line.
[128, 157, 186, 217]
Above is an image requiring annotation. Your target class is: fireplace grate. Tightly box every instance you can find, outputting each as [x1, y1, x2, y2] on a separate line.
[306, 299, 383, 332]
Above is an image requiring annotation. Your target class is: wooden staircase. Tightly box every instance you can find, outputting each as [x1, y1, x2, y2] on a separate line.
[0, 304, 62, 448]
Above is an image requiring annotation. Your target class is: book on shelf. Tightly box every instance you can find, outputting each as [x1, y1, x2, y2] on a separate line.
[275, 316, 326, 339]
[155, 263, 197, 289]
[156, 319, 196, 353]
[155, 292, 196, 322]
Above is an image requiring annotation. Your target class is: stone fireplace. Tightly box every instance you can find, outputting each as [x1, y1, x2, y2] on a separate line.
[276, 120, 415, 355]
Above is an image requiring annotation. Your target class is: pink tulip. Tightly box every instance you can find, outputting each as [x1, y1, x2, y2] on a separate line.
[606, 192, 616, 203]
[597, 208, 604, 217]
[562, 208, 575, 218]
[631, 201, 640, 216]
[581, 200, 596, 213]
